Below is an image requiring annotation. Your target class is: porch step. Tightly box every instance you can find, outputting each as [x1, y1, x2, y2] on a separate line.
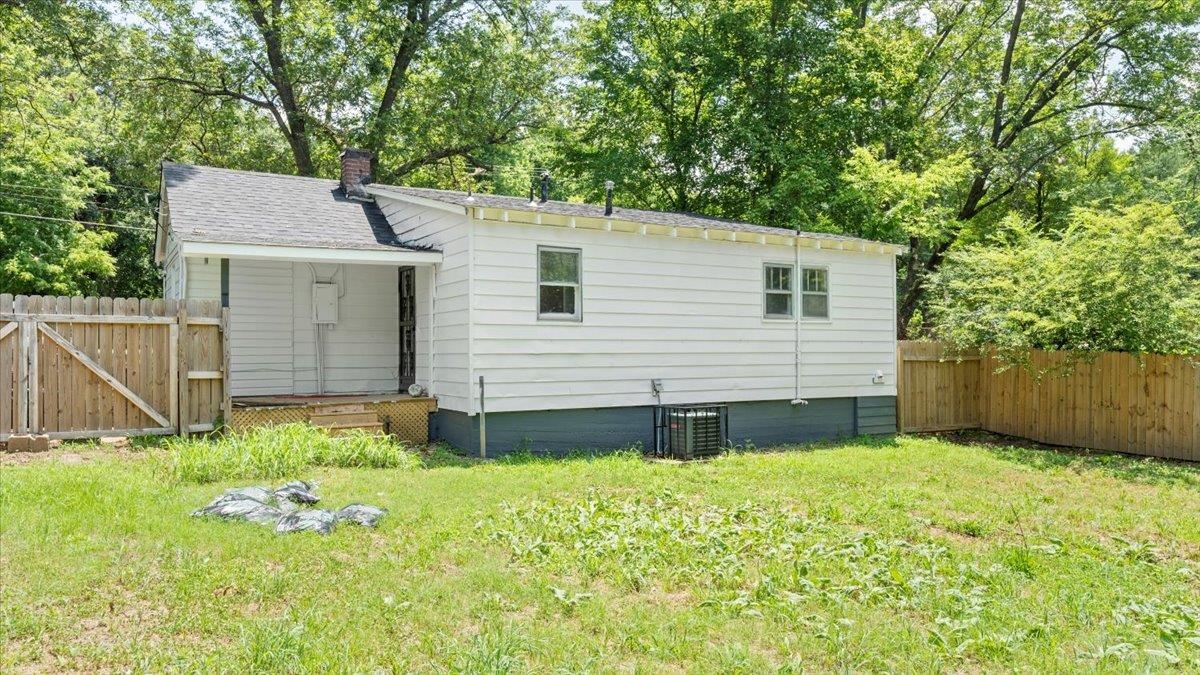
[310, 412, 380, 427]
[308, 403, 385, 436]
[310, 403, 369, 416]
[325, 422, 385, 436]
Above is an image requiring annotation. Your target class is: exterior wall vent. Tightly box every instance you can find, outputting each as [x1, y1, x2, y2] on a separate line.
[653, 404, 728, 460]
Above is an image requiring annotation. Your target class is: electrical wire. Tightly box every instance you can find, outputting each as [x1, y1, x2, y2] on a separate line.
[0, 180, 151, 194]
[0, 190, 149, 216]
[0, 211, 154, 232]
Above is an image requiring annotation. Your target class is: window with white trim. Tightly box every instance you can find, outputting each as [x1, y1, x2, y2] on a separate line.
[763, 263, 794, 318]
[801, 267, 829, 318]
[538, 246, 581, 320]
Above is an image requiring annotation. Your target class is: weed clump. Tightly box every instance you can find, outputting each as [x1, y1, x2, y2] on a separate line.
[160, 423, 420, 483]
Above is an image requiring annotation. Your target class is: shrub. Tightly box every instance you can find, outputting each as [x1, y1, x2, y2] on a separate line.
[160, 423, 421, 483]
[927, 203, 1200, 362]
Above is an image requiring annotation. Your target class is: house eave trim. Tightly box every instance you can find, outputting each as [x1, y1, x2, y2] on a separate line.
[178, 241, 443, 265]
[467, 205, 905, 254]
[364, 186, 469, 215]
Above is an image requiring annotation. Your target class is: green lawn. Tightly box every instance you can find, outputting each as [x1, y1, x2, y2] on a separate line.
[2, 435, 1198, 672]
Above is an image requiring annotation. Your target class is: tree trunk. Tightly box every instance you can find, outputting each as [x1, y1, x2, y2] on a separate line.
[247, 0, 315, 176]
[895, 0, 1027, 335]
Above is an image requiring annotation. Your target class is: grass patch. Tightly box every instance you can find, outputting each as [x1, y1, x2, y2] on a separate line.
[2, 435, 1198, 671]
[158, 423, 421, 483]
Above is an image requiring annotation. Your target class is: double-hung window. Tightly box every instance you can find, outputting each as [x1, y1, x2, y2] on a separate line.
[538, 246, 582, 320]
[800, 267, 829, 318]
[763, 263, 794, 319]
[764, 264, 830, 319]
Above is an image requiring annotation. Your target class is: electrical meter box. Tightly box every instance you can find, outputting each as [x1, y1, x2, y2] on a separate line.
[312, 282, 338, 324]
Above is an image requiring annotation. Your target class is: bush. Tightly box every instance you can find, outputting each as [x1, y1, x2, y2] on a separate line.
[928, 203, 1200, 362]
[160, 423, 421, 483]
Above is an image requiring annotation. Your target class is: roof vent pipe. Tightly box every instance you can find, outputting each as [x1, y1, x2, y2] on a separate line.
[604, 180, 614, 216]
[539, 172, 550, 203]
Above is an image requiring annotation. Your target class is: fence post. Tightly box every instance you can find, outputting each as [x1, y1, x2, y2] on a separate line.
[25, 320, 38, 434]
[177, 306, 190, 437]
[895, 343, 903, 433]
[16, 320, 29, 434]
[168, 321, 179, 433]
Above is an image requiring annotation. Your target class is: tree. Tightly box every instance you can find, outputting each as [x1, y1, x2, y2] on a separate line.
[560, 0, 916, 225]
[926, 203, 1200, 360]
[0, 8, 123, 295]
[131, 0, 561, 181]
[874, 0, 1200, 336]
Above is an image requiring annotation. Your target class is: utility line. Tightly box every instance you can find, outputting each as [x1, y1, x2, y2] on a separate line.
[0, 180, 151, 195]
[0, 211, 155, 232]
[0, 191, 149, 216]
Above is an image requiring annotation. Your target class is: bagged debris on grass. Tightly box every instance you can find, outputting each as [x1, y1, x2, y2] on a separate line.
[192, 491, 282, 525]
[225, 486, 275, 504]
[335, 504, 387, 528]
[191, 480, 384, 535]
[273, 480, 320, 505]
[276, 509, 338, 535]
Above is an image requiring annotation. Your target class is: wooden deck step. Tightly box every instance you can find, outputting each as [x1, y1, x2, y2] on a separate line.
[310, 412, 381, 427]
[310, 403, 368, 416]
[326, 422, 385, 436]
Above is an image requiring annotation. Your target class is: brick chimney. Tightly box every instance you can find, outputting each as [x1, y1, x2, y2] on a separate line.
[340, 148, 372, 198]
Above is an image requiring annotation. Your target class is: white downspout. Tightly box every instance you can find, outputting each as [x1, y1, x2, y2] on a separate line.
[307, 263, 325, 395]
[791, 235, 807, 406]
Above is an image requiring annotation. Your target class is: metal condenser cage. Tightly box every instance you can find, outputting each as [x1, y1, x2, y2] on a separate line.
[653, 404, 728, 460]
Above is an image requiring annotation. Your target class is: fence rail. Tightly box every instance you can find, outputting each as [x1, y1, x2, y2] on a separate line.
[897, 341, 1199, 461]
[0, 294, 228, 440]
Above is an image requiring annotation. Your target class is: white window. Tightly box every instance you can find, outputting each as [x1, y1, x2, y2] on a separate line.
[538, 246, 581, 320]
[763, 263, 794, 319]
[801, 267, 829, 318]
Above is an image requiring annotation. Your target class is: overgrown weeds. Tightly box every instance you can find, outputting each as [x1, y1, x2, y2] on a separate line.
[486, 490, 1200, 666]
[159, 423, 420, 483]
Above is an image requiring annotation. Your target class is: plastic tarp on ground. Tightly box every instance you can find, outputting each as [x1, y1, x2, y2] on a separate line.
[192, 480, 387, 535]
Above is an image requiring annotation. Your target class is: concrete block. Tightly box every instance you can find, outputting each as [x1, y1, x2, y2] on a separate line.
[6, 435, 32, 452]
[31, 435, 50, 452]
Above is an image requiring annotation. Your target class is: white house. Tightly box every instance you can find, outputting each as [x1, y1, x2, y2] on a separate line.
[157, 150, 902, 455]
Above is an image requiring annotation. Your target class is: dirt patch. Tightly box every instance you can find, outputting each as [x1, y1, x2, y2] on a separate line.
[0, 444, 151, 466]
[924, 429, 1081, 452]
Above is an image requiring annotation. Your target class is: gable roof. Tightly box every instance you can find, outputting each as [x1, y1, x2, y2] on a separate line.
[372, 185, 873, 243]
[159, 162, 900, 256]
[160, 162, 433, 252]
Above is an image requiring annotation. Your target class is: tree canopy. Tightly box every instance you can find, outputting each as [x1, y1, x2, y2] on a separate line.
[1, 0, 1198, 354]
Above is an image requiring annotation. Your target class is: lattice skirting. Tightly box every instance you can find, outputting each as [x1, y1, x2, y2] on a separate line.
[230, 398, 436, 444]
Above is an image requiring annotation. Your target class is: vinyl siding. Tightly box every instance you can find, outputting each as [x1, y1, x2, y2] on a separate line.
[228, 259, 294, 396]
[162, 231, 183, 300]
[162, 228, 222, 302]
[855, 395, 898, 435]
[376, 197, 472, 412]
[468, 219, 897, 414]
[185, 256, 221, 300]
[291, 263, 400, 394]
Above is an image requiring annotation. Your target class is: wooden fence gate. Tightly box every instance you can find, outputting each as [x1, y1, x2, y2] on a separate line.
[1, 294, 228, 441]
[897, 341, 1200, 461]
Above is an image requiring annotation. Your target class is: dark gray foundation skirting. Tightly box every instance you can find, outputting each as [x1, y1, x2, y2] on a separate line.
[432, 396, 896, 457]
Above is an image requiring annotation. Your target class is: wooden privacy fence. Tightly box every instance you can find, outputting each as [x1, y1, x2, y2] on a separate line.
[897, 341, 1200, 461]
[1, 294, 229, 440]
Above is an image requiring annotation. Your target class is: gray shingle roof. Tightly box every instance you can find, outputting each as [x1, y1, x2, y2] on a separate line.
[373, 184, 881, 244]
[161, 162, 430, 252]
[162, 162, 895, 252]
